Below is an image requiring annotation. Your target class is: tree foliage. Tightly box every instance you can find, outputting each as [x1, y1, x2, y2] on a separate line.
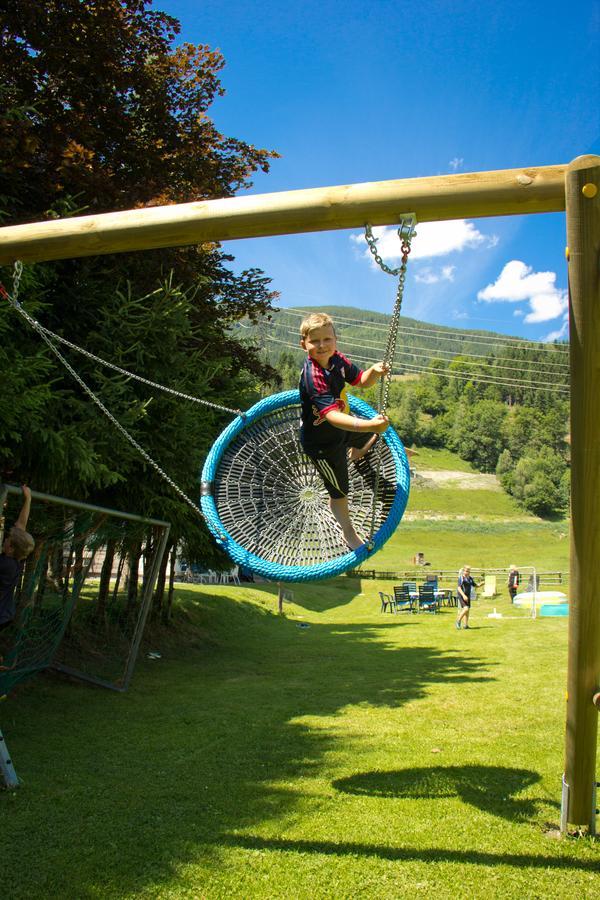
[0, 0, 280, 567]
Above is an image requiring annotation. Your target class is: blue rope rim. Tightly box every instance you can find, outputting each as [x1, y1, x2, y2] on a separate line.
[200, 390, 410, 582]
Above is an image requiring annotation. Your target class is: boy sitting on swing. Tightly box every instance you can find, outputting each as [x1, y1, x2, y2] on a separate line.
[299, 312, 390, 549]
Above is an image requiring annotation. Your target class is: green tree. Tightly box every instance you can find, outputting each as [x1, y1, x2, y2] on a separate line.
[0, 0, 278, 542]
[510, 449, 569, 517]
[452, 399, 507, 472]
[276, 351, 300, 390]
[390, 388, 420, 446]
[495, 448, 515, 493]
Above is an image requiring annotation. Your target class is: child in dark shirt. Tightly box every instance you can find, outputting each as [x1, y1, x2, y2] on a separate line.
[0, 485, 34, 632]
[456, 565, 481, 629]
[299, 312, 390, 549]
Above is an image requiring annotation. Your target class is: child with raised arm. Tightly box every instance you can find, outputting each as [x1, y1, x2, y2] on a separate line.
[0, 485, 35, 632]
[299, 312, 390, 549]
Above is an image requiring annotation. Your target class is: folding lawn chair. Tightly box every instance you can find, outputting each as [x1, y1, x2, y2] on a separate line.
[378, 591, 396, 613]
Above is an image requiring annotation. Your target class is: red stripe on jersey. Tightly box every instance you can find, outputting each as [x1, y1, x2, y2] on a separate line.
[319, 403, 339, 417]
[337, 351, 363, 385]
[308, 358, 328, 393]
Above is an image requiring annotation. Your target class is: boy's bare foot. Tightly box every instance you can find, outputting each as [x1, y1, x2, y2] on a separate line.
[348, 434, 378, 462]
[343, 528, 364, 550]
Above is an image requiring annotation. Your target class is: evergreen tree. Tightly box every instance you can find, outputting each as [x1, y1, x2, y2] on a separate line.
[0, 0, 279, 552]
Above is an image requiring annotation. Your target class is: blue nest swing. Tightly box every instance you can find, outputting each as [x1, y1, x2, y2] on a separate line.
[201, 390, 410, 582]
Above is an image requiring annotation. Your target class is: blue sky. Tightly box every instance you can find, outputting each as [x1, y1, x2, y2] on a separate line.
[158, 0, 599, 342]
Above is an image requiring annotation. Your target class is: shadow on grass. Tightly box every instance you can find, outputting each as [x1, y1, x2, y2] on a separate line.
[0, 588, 503, 898]
[257, 576, 372, 613]
[333, 765, 556, 821]
[219, 834, 599, 873]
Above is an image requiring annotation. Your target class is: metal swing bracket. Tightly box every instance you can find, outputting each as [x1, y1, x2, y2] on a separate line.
[398, 213, 417, 243]
[560, 773, 599, 836]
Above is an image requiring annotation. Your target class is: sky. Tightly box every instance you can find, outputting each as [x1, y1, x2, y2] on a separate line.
[157, 0, 599, 342]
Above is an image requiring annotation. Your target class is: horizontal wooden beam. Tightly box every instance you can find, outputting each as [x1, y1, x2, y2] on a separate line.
[0, 163, 567, 264]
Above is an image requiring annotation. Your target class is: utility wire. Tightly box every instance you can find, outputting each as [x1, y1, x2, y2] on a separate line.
[260, 334, 570, 395]
[270, 322, 570, 377]
[276, 307, 570, 354]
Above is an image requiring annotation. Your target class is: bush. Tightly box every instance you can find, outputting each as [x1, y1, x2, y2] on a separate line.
[510, 449, 569, 517]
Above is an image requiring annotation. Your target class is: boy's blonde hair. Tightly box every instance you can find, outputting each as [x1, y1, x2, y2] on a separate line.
[300, 312, 336, 339]
[8, 526, 35, 561]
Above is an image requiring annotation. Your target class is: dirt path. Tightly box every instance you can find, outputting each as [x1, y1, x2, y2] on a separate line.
[414, 469, 501, 491]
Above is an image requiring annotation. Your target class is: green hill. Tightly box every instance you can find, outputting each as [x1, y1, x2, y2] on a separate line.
[236, 304, 553, 374]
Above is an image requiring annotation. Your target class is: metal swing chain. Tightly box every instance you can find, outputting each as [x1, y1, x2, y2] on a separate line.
[3, 261, 214, 523]
[4, 264, 241, 417]
[363, 216, 416, 543]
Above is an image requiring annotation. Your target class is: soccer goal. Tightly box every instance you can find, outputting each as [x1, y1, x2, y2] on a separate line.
[0, 484, 170, 695]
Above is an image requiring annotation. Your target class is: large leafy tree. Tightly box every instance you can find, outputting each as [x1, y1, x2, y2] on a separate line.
[0, 0, 279, 565]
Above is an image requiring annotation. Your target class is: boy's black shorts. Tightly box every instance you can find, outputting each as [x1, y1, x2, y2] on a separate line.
[304, 432, 374, 499]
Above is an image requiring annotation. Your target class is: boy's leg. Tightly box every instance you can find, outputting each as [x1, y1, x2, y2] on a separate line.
[329, 496, 362, 550]
[347, 432, 377, 462]
[307, 444, 364, 549]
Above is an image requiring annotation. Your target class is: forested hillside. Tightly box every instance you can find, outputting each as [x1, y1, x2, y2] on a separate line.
[237, 305, 570, 517]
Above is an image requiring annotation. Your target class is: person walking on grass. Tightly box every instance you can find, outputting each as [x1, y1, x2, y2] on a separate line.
[456, 565, 478, 629]
[507, 564, 520, 603]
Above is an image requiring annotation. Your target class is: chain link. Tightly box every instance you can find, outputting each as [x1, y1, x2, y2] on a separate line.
[364, 216, 416, 544]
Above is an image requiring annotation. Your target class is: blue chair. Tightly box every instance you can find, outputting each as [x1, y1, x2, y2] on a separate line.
[418, 584, 439, 613]
[393, 586, 415, 613]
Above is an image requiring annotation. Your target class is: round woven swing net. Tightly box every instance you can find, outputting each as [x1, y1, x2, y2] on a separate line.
[201, 390, 410, 583]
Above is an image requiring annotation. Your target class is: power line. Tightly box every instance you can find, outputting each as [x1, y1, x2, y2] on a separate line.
[277, 307, 570, 355]
[398, 359, 570, 394]
[270, 323, 570, 380]
[260, 334, 570, 395]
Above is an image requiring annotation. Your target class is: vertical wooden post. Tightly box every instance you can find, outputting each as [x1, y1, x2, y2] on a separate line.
[564, 154, 600, 828]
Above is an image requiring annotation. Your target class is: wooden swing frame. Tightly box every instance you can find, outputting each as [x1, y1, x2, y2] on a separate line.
[1, 155, 598, 831]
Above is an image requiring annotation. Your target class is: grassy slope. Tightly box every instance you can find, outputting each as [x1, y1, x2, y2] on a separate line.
[0, 450, 593, 899]
[370, 448, 570, 582]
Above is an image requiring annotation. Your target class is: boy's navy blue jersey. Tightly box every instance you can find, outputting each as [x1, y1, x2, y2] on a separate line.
[299, 351, 362, 452]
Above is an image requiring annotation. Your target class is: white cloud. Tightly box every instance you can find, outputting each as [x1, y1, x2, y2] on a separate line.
[415, 264, 456, 285]
[351, 220, 497, 264]
[513, 309, 524, 317]
[478, 260, 568, 324]
[449, 157, 464, 171]
[542, 316, 569, 343]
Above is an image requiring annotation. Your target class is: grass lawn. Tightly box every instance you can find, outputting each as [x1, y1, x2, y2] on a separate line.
[408, 447, 478, 472]
[0, 449, 590, 897]
[372, 519, 570, 581]
[1, 580, 597, 899]
[406, 486, 528, 519]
